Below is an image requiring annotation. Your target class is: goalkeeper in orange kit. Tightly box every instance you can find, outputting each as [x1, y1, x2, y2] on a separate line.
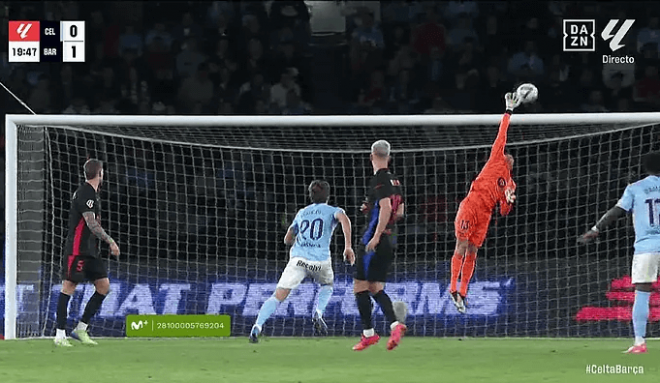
[450, 92, 521, 313]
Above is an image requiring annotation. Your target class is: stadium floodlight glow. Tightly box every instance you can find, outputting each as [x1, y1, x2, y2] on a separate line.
[5, 112, 660, 340]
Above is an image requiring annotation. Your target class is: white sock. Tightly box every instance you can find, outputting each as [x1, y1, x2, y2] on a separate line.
[363, 328, 375, 337]
[76, 322, 88, 331]
[390, 321, 400, 331]
[56, 329, 66, 339]
[315, 309, 323, 318]
[253, 324, 262, 332]
[634, 336, 645, 346]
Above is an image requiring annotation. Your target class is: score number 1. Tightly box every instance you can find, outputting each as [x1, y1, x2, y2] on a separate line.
[61, 21, 85, 62]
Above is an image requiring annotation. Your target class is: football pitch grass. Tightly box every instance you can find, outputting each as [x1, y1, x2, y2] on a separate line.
[0, 337, 656, 383]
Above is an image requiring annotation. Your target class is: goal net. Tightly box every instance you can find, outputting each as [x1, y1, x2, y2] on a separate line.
[3, 113, 660, 339]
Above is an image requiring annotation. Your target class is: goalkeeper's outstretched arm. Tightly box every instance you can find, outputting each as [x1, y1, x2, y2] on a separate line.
[489, 93, 521, 159]
[577, 206, 627, 244]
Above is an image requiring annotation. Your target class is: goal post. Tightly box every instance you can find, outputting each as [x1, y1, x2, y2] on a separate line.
[4, 112, 660, 340]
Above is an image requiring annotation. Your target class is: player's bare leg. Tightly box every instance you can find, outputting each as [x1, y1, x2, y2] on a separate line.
[624, 282, 652, 354]
[72, 278, 109, 345]
[250, 288, 290, 343]
[54, 280, 77, 347]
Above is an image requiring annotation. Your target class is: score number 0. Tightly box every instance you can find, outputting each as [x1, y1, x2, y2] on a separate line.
[62, 21, 85, 63]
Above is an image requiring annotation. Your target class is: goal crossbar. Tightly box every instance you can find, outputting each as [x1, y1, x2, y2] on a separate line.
[7, 112, 660, 127]
[5, 112, 660, 340]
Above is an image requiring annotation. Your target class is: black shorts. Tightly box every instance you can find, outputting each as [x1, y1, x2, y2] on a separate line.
[354, 234, 394, 282]
[63, 255, 107, 283]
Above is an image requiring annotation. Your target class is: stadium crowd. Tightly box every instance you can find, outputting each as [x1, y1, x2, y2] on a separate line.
[1, 1, 660, 261]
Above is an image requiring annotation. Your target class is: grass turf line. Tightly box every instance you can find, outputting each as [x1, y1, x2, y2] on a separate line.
[0, 338, 656, 383]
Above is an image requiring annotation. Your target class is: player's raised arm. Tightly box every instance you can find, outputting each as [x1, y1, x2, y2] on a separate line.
[578, 186, 631, 244]
[335, 210, 355, 265]
[489, 93, 521, 159]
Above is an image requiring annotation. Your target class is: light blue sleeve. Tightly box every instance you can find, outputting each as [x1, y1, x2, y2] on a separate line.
[616, 185, 635, 213]
[334, 207, 345, 221]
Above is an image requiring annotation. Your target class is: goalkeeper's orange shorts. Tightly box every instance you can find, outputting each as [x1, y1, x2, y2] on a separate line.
[454, 201, 491, 248]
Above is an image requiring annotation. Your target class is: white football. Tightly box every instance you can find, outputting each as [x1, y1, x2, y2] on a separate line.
[516, 83, 538, 104]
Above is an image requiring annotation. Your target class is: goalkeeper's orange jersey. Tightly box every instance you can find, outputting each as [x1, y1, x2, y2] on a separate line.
[464, 112, 516, 216]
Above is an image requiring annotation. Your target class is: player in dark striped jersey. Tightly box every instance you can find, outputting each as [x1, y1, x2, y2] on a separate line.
[54, 159, 120, 347]
[352, 140, 407, 351]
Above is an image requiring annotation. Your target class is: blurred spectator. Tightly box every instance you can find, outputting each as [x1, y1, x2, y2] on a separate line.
[602, 58, 635, 90]
[120, 67, 150, 108]
[581, 90, 608, 112]
[178, 63, 214, 113]
[93, 96, 119, 114]
[603, 73, 633, 110]
[176, 38, 207, 78]
[146, 36, 174, 73]
[175, 12, 203, 43]
[351, 11, 384, 49]
[241, 14, 269, 51]
[424, 96, 454, 114]
[242, 39, 266, 81]
[637, 16, 660, 53]
[96, 65, 122, 101]
[633, 65, 660, 106]
[508, 40, 544, 79]
[350, 11, 385, 75]
[481, 65, 511, 112]
[145, 22, 173, 51]
[412, 7, 446, 57]
[51, 64, 75, 111]
[387, 45, 417, 77]
[209, 37, 237, 74]
[383, 25, 410, 61]
[119, 25, 144, 56]
[270, 69, 301, 109]
[237, 72, 268, 113]
[215, 67, 238, 105]
[356, 70, 385, 112]
[282, 89, 311, 115]
[388, 69, 420, 113]
[63, 96, 91, 114]
[28, 75, 52, 113]
[480, 14, 507, 58]
[449, 69, 480, 112]
[424, 47, 443, 85]
[88, 10, 106, 63]
[448, 16, 478, 48]
[444, 1, 479, 20]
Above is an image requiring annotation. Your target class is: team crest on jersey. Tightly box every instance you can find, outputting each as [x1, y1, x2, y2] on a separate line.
[86, 199, 94, 208]
[497, 177, 506, 188]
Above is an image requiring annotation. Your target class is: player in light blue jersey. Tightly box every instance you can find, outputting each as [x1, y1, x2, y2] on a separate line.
[579, 152, 660, 354]
[249, 180, 355, 343]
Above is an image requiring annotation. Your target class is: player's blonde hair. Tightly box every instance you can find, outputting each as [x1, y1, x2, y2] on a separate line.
[371, 140, 391, 158]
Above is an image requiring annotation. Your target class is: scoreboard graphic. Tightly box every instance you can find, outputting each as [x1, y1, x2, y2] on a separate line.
[8, 20, 85, 63]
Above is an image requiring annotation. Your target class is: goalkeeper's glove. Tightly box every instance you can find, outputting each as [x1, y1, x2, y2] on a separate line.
[505, 92, 521, 112]
[505, 189, 516, 204]
[577, 227, 599, 244]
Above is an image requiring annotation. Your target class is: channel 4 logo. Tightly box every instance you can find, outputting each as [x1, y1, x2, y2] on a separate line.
[563, 19, 635, 52]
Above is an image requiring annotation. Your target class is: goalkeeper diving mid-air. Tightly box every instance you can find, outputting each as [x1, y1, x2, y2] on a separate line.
[449, 92, 521, 313]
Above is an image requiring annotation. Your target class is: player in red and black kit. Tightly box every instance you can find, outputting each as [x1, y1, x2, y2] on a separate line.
[450, 93, 521, 314]
[54, 159, 120, 347]
[352, 140, 407, 352]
